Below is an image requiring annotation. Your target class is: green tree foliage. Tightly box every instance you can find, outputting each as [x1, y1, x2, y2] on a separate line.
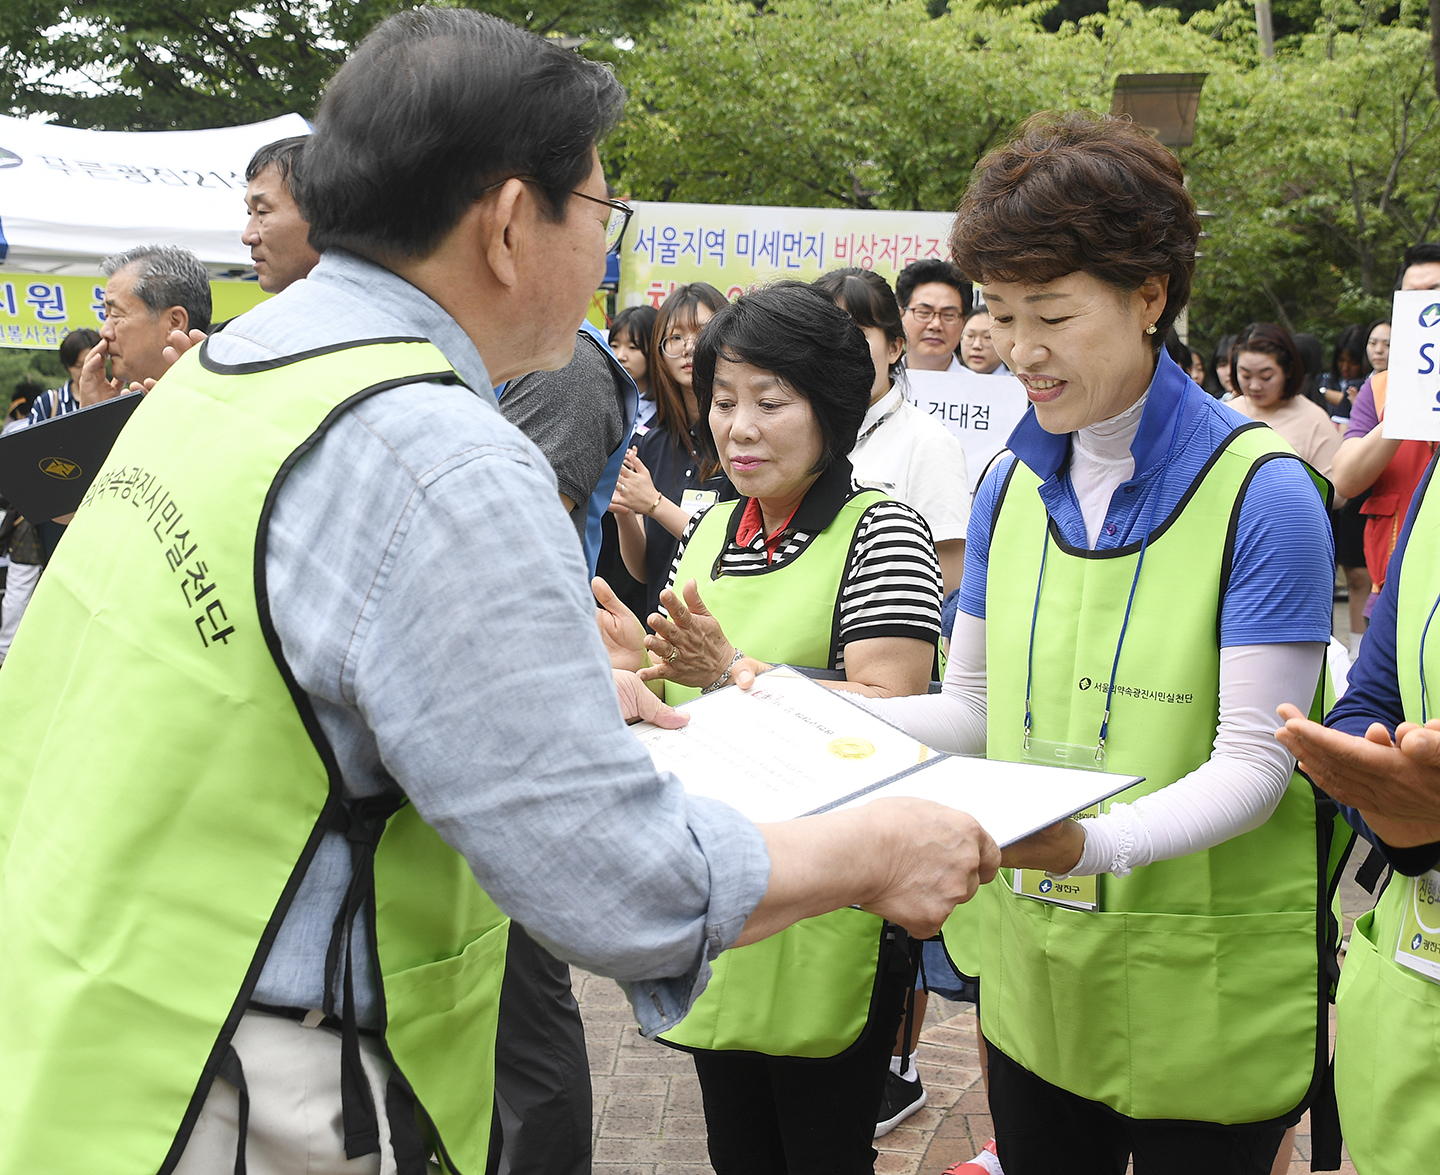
[0, 349, 65, 415]
[4, 0, 1438, 347]
[613, 0, 1440, 346]
[0, 0, 681, 130]
[1186, 13, 1440, 336]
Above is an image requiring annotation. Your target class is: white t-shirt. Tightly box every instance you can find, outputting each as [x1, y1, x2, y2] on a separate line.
[849, 386, 970, 543]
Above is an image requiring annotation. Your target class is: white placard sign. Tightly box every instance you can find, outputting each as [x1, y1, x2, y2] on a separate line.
[902, 369, 1029, 488]
[1382, 290, 1440, 441]
[0, 112, 311, 275]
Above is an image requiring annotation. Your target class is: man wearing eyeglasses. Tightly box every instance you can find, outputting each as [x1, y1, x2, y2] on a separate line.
[0, 9, 1000, 1174]
[896, 259, 973, 372]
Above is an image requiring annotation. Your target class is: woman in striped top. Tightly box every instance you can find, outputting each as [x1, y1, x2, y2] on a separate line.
[594, 282, 942, 1173]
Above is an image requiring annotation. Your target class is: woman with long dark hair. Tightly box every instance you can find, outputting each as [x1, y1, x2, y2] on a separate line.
[609, 283, 732, 620]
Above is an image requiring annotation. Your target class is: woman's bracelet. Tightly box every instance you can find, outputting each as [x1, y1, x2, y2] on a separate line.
[702, 647, 745, 694]
[647, 491, 663, 516]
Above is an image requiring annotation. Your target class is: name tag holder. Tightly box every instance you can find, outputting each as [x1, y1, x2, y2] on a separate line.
[1011, 769, 1099, 911]
[1394, 869, 1440, 983]
[680, 488, 718, 515]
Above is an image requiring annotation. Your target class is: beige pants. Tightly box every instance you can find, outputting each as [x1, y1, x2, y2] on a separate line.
[174, 1009, 435, 1175]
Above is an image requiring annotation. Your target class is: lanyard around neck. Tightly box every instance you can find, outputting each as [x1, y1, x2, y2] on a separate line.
[1420, 592, 1440, 723]
[856, 394, 904, 445]
[1023, 403, 1183, 764]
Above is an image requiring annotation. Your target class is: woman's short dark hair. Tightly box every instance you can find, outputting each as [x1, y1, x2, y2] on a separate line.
[299, 8, 625, 259]
[813, 268, 906, 383]
[609, 305, 657, 354]
[1231, 322, 1305, 399]
[59, 328, 101, 368]
[1332, 323, 1371, 381]
[692, 282, 873, 476]
[951, 110, 1200, 351]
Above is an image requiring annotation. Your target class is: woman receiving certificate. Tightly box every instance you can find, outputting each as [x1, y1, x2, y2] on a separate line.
[863, 112, 1343, 1175]
[594, 281, 943, 1174]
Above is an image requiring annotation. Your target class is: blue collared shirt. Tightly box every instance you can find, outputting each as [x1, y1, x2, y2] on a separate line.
[206, 251, 770, 1033]
[957, 350, 1334, 649]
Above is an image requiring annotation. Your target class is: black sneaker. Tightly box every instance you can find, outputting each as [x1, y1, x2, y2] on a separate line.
[874, 1069, 927, 1138]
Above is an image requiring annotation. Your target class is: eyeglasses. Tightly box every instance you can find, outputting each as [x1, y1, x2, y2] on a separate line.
[569, 187, 634, 255]
[476, 176, 634, 255]
[904, 304, 964, 325]
[660, 331, 701, 359]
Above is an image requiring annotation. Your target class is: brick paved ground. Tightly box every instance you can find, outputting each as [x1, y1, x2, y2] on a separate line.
[579, 972, 1358, 1174]
[582, 612, 1376, 1175]
[578, 843, 1375, 1174]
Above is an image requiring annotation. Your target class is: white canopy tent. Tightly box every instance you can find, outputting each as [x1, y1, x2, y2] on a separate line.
[0, 113, 310, 277]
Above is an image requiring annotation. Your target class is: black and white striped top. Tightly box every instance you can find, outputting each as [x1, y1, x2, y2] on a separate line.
[663, 462, 943, 672]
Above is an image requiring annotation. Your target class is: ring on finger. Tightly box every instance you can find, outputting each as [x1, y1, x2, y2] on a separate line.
[666, 647, 679, 663]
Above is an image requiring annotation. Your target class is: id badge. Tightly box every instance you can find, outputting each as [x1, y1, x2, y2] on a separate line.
[1394, 870, 1440, 983]
[1023, 736, 1106, 773]
[680, 489, 718, 515]
[1012, 801, 1099, 911]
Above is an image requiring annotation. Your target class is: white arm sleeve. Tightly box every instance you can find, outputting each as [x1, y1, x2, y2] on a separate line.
[1069, 642, 1324, 877]
[857, 610, 988, 753]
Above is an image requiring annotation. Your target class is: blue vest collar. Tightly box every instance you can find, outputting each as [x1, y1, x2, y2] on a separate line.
[1006, 349, 1197, 487]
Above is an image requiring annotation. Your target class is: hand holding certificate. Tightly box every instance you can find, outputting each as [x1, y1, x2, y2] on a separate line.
[632, 667, 1143, 847]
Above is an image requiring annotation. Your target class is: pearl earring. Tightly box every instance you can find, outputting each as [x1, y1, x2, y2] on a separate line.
[1145, 323, 1157, 335]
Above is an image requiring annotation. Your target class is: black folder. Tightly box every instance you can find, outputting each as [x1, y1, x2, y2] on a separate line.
[0, 392, 145, 520]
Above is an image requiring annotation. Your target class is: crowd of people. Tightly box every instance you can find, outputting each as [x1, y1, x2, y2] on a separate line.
[3, 9, 1440, 1175]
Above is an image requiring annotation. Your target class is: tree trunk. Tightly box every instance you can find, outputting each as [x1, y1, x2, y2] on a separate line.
[1431, 0, 1440, 105]
[1255, 0, 1275, 58]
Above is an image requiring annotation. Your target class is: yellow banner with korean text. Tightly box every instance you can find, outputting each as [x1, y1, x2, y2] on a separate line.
[0, 276, 270, 349]
[620, 201, 957, 309]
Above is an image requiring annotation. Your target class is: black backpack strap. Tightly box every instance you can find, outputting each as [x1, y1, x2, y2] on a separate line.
[1309, 1056, 1343, 1170]
[215, 1044, 250, 1175]
[322, 794, 408, 1161]
[1355, 843, 1390, 894]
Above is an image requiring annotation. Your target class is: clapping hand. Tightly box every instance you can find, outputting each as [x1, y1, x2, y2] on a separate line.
[593, 576, 646, 673]
[611, 448, 661, 515]
[1276, 703, 1440, 849]
[639, 579, 740, 688]
[162, 328, 208, 367]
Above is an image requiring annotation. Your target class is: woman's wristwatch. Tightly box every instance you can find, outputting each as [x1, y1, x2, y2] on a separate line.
[702, 647, 745, 694]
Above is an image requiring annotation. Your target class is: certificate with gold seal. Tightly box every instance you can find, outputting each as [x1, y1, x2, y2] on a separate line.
[632, 667, 1142, 842]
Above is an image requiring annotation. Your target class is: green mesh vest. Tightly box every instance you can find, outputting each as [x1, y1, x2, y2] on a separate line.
[0, 340, 508, 1174]
[661, 489, 898, 1057]
[1336, 455, 1440, 1173]
[942, 423, 1339, 1124]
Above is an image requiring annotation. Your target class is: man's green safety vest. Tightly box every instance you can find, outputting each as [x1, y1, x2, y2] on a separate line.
[942, 423, 1339, 1124]
[0, 340, 508, 1174]
[660, 488, 901, 1057]
[1337, 456, 1440, 1173]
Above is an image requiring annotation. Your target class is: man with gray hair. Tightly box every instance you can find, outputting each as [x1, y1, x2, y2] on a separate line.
[78, 244, 211, 406]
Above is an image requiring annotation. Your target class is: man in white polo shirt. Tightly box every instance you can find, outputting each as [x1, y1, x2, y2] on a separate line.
[816, 268, 969, 597]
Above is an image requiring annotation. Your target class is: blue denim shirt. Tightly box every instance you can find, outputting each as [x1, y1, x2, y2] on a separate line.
[207, 251, 770, 1034]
